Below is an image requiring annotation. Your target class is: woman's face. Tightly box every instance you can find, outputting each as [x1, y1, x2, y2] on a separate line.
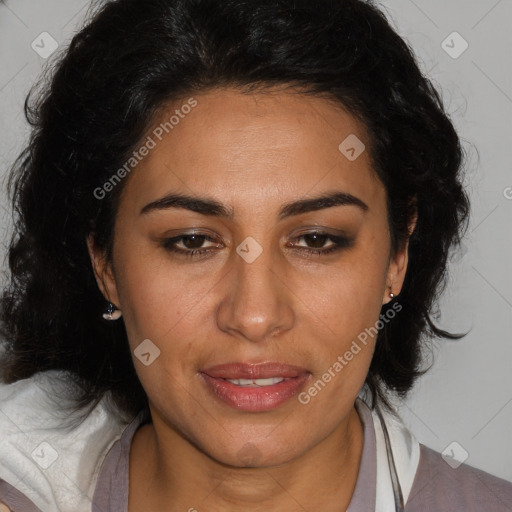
[89, 87, 411, 467]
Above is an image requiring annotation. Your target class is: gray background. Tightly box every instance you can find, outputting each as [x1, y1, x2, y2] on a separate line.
[0, 0, 511, 481]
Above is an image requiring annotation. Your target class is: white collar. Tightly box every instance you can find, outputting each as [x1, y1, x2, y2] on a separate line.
[0, 370, 127, 511]
[369, 399, 421, 510]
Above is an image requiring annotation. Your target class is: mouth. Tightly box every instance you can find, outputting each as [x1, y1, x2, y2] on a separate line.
[200, 362, 311, 412]
[222, 376, 292, 387]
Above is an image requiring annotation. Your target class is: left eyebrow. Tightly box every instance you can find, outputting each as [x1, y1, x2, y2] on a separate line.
[139, 191, 369, 219]
[278, 191, 369, 220]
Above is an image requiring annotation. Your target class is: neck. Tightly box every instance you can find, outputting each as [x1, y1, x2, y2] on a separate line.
[129, 405, 364, 512]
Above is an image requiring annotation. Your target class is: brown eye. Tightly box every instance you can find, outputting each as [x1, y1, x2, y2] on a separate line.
[301, 233, 331, 249]
[290, 231, 353, 256]
[178, 234, 208, 250]
[162, 233, 221, 258]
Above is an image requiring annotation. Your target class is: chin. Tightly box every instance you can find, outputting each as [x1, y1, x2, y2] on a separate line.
[203, 436, 302, 469]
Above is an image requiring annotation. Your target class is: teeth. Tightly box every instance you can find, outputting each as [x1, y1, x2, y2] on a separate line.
[225, 377, 289, 387]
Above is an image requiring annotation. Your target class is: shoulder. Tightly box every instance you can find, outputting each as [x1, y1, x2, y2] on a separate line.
[405, 443, 512, 512]
[0, 370, 133, 512]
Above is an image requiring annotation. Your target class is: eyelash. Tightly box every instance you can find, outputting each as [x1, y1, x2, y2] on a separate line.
[161, 231, 353, 259]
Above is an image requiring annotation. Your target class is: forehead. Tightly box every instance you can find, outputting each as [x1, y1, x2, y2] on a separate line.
[121, 87, 385, 217]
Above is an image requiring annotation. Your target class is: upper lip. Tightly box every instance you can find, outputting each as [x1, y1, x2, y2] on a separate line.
[201, 362, 309, 379]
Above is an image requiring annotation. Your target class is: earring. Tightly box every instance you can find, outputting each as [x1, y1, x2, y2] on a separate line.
[389, 292, 395, 299]
[102, 301, 122, 320]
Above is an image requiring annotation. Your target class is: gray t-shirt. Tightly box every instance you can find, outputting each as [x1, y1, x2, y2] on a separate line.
[1, 399, 511, 511]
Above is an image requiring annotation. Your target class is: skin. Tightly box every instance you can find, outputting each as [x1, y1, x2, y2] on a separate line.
[88, 86, 416, 512]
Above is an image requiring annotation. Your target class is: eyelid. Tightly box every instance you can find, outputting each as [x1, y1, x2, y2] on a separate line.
[288, 232, 353, 252]
[290, 231, 345, 245]
[290, 226, 350, 238]
[162, 232, 220, 249]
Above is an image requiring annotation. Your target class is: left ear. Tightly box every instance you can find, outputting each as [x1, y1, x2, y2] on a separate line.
[382, 208, 417, 305]
[86, 233, 121, 309]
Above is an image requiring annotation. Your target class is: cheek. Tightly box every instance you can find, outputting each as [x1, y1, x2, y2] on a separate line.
[297, 260, 386, 411]
[304, 244, 389, 333]
[114, 255, 205, 405]
[114, 249, 211, 351]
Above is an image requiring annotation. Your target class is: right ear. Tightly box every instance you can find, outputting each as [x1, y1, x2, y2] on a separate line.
[86, 234, 121, 308]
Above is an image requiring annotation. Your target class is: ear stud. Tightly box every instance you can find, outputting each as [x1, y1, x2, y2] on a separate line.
[103, 302, 122, 320]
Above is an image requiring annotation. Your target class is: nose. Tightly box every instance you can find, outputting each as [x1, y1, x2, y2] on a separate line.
[216, 245, 295, 343]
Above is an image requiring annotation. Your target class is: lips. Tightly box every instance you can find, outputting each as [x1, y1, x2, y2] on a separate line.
[199, 362, 311, 412]
[201, 362, 309, 380]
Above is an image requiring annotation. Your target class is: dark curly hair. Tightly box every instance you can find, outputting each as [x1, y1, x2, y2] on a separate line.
[0, 0, 470, 422]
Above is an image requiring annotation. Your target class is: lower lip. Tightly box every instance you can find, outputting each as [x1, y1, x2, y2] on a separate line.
[200, 373, 310, 412]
